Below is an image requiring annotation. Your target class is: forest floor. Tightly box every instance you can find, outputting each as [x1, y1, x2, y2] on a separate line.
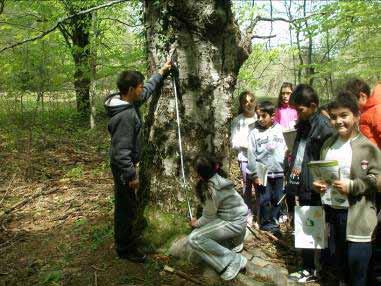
[0, 103, 327, 286]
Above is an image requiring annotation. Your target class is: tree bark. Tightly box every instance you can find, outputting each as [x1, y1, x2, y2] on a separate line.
[140, 0, 251, 212]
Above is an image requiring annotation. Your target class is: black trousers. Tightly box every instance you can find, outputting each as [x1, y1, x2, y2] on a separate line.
[326, 206, 372, 285]
[325, 207, 349, 281]
[348, 241, 372, 286]
[111, 164, 146, 255]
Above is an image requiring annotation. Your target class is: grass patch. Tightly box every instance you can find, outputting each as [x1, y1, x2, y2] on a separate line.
[89, 224, 113, 251]
[143, 206, 189, 251]
[39, 270, 62, 285]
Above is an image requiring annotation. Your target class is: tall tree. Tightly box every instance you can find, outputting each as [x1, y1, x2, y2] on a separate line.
[303, 0, 314, 86]
[58, 0, 93, 118]
[0, 0, 5, 15]
[140, 0, 254, 211]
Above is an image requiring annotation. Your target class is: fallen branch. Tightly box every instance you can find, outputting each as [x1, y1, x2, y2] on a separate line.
[0, 187, 60, 220]
[246, 225, 293, 251]
[0, 232, 25, 253]
[246, 225, 261, 241]
[91, 265, 106, 272]
[0, 174, 16, 207]
[0, 185, 29, 193]
[164, 265, 204, 286]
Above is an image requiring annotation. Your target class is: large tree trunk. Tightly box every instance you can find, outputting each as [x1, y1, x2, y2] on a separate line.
[139, 0, 251, 213]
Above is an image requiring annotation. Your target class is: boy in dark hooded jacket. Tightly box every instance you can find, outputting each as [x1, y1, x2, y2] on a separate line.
[104, 61, 171, 262]
[286, 84, 335, 283]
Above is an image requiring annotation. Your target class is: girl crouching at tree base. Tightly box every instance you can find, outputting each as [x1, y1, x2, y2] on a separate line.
[187, 153, 249, 281]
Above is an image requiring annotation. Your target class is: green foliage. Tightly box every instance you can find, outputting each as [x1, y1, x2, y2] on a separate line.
[295, 1, 381, 88]
[0, 0, 146, 98]
[40, 270, 62, 285]
[65, 165, 84, 179]
[235, 0, 381, 101]
[89, 224, 113, 251]
[238, 43, 282, 93]
[74, 218, 88, 228]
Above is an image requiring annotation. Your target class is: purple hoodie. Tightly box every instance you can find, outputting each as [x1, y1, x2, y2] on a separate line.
[274, 104, 298, 129]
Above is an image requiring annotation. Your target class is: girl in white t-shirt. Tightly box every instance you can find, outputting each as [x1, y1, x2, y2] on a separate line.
[231, 91, 257, 225]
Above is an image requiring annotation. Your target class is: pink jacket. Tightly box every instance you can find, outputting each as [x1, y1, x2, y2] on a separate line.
[274, 104, 298, 129]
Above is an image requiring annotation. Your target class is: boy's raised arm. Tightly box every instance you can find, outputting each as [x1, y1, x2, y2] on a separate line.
[136, 61, 172, 106]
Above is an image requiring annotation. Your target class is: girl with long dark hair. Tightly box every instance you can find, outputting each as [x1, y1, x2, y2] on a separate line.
[188, 153, 248, 281]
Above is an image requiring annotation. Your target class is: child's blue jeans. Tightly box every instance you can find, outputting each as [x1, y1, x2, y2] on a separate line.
[258, 176, 284, 227]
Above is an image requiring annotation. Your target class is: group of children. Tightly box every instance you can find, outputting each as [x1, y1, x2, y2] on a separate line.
[231, 83, 297, 234]
[187, 79, 381, 284]
[106, 63, 380, 283]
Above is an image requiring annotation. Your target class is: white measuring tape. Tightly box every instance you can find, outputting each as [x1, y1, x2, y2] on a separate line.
[171, 72, 193, 220]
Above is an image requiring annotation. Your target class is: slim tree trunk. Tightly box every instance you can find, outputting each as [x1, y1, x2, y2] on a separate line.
[71, 14, 91, 117]
[295, 24, 303, 83]
[90, 11, 98, 129]
[304, 0, 314, 86]
[58, 1, 92, 119]
[140, 0, 251, 211]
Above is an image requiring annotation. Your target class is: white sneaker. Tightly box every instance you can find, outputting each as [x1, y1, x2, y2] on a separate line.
[288, 269, 318, 283]
[279, 214, 288, 224]
[220, 255, 247, 281]
[247, 214, 253, 227]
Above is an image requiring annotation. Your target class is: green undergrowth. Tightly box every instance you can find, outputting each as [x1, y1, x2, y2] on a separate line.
[144, 206, 190, 251]
[0, 98, 110, 182]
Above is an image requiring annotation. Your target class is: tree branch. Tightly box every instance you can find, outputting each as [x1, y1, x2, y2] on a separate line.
[57, 23, 72, 48]
[256, 11, 327, 24]
[100, 17, 141, 27]
[0, 0, 128, 54]
[252, 34, 276, 39]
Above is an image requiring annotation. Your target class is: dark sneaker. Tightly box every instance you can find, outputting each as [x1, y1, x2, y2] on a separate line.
[288, 269, 318, 283]
[118, 249, 147, 263]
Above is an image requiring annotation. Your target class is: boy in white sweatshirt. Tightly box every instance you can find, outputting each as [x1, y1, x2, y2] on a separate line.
[246, 101, 287, 233]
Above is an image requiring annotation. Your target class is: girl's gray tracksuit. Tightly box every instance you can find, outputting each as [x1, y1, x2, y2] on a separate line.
[188, 174, 248, 273]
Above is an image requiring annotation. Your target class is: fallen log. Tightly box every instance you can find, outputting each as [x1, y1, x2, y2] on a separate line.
[0, 187, 60, 220]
